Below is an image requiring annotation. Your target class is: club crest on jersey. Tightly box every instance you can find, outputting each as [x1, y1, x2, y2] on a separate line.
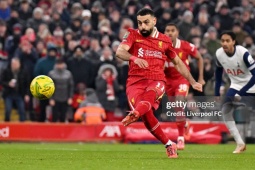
[158, 41, 163, 48]
[226, 68, 244, 76]
[131, 98, 135, 105]
[178, 52, 183, 58]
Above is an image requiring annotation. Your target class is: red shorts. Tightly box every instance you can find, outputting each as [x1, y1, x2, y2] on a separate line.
[126, 80, 165, 110]
[166, 78, 189, 97]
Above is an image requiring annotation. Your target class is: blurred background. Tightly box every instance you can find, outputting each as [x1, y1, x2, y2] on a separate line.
[0, 0, 255, 143]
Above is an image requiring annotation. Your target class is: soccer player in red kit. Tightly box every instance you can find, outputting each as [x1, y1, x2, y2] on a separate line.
[164, 23, 205, 150]
[116, 8, 202, 158]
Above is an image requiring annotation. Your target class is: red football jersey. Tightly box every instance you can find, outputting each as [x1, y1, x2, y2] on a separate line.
[121, 28, 177, 87]
[165, 38, 197, 84]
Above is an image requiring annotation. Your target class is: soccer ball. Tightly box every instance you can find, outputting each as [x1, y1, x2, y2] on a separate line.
[30, 75, 55, 100]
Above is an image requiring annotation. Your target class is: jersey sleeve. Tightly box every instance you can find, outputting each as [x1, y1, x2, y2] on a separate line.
[215, 49, 223, 67]
[120, 29, 135, 48]
[182, 41, 197, 57]
[166, 43, 177, 60]
[243, 51, 255, 71]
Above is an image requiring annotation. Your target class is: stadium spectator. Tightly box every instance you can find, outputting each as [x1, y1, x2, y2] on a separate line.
[48, 58, 74, 122]
[6, 10, 21, 35]
[0, 0, 11, 21]
[178, 10, 194, 40]
[216, 4, 233, 31]
[96, 64, 119, 121]
[34, 44, 57, 122]
[84, 37, 101, 65]
[35, 40, 47, 58]
[0, 57, 30, 122]
[18, 0, 33, 22]
[154, 0, 172, 19]
[202, 26, 221, 57]
[0, 20, 7, 51]
[48, 11, 67, 34]
[74, 88, 106, 124]
[5, 23, 22, 59]
[26, 7, 45, 32]
[232, 21, 248, 45]
[71, 82, 86, 113]
[66, 45, 94, 88]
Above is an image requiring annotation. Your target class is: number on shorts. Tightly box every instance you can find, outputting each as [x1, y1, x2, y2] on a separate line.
[178, 84, 188, 92]
[156, 82, 165, 92]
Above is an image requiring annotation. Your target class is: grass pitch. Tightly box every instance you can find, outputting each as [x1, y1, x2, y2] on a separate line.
[0, 143, 254, 170]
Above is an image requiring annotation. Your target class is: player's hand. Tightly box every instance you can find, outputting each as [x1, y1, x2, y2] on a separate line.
[49, 99, 55, 106]
[198, 78, 205, 86]
[191, 82, 203, 92]
[134, 58, 148, 69]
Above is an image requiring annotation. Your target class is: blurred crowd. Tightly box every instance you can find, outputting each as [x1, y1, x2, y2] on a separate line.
[0, 0, 255, 123]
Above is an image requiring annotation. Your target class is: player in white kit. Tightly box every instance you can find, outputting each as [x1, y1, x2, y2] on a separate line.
[215, 31, 255, 153]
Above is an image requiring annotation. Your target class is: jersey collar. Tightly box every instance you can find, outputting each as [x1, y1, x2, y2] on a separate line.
[151, 27, 159, 38]
[174, 38, 181, 48]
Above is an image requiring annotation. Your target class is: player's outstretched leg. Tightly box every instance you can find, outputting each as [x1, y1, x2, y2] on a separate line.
[141, 109, 178, 158]
[122, 110, 140, 126]
[122, 90, 156, 126]
[222, 103, 246, 153]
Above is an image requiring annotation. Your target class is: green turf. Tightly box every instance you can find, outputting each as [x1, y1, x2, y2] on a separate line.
[0, 143, 254, 170]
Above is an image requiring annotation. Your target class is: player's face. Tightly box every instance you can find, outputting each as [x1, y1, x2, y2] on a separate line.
[164, 25, 179, 41]
[137, 14, 156, 37]
[221, 34, 235, 54]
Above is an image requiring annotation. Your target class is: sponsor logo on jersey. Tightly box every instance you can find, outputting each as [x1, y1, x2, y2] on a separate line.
[136, 39, 143, 42]
[226, 68, 245, 76]
[137, 48, 162, 58]
[138, 48, 144, 57]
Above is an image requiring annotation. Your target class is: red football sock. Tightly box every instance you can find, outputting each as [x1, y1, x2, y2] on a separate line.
[176, 121, 185, 136]
[174, 106, 186, 137]
[135, 90, 156, 116]
[141, 109, 169, 144]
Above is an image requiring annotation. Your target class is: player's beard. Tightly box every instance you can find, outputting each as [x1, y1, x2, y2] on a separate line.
[140, 28, 153, 37]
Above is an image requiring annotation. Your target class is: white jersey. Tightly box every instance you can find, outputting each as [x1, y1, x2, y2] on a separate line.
[216, 45, 255, 93]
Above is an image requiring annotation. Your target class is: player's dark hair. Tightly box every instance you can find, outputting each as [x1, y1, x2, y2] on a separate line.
[166, 23, 179, 31]
[136, 8, 155, 17]
[220, 31, 238, 45]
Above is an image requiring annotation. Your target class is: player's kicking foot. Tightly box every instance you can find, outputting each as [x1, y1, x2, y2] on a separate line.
[177, 136, 185, 150]
[121, 110, 140, 126]
[166, 143, 178, 158]
[233, 144, 246, 153]
[184, 119, 191, 140]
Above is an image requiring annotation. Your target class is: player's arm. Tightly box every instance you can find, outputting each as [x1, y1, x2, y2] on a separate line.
[194, 51, 205, 85]
[237, 52, 255, 96]
[116, 44, 148, 69]
[214, 58, 223, 96]
[186, 42, 205, 85]
[115, 31, 148, 69]
[171, 56, 202, 92]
